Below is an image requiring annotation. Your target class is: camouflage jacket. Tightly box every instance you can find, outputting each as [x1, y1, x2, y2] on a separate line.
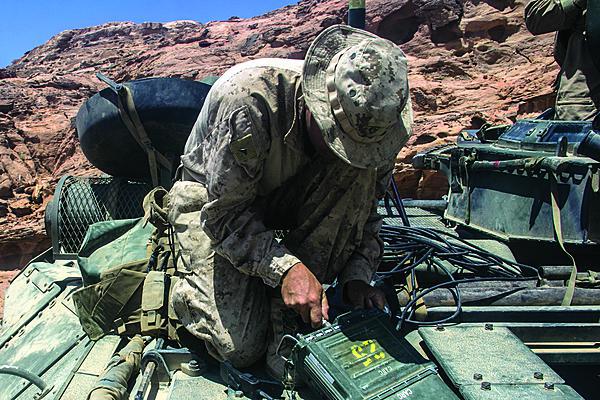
[525, 0, 599, 120]
[180, 58, 391, 288]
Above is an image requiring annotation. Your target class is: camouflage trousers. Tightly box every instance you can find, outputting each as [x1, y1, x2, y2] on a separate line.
[168, 158, 377, 369]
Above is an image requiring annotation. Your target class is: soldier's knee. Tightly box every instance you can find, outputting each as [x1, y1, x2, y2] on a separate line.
[212, 334, 267, 368]
[224, 347, 266, 369]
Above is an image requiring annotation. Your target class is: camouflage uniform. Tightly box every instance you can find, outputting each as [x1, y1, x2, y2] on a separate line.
[525, 0, 599, 120]
[168, 58, 393, 368]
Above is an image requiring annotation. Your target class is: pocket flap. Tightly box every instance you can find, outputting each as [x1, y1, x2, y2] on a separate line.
[142, 271, 166, 311]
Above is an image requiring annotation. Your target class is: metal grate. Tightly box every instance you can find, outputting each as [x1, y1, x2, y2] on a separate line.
[379, 204, 450, 232]
[51, 176, 152, 256]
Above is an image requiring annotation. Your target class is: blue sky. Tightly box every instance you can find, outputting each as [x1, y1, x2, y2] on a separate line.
[0, 0, 297, 67]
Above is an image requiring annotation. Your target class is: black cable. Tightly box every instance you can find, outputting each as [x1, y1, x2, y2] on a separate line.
[397, 257, 462, 330]
[384, 177, 410, 226]
[395, 275, 537, 330]
[376, 222, 540, 330]
[379, 225, 537, 277]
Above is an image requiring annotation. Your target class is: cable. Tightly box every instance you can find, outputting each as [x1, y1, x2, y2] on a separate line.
[379, 182, 540, 328]
[376, 222, 540, 330]
[378, 225, 538, 278]
[395, 275, 537, 330]
[383, 178, 410, 226]
[0, 365, 52, 397]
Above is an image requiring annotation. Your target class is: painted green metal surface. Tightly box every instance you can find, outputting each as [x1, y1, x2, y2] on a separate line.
[1, 261, 79, 333]
[0, 262, 92, 400]
[419, 325, 584, 399]
[459, 383, 583, 399]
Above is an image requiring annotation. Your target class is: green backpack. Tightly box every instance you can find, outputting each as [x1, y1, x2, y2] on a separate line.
[72, 187, 180, 341]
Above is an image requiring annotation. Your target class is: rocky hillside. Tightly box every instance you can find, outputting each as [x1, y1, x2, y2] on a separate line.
[0, 0, 556, 269]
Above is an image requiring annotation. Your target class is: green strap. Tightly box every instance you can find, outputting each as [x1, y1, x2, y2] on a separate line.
[549, 173, 578, 306]
[117, 86, 172, 187]
[588, 0, 600, 71]
[95, 73, 171, 186]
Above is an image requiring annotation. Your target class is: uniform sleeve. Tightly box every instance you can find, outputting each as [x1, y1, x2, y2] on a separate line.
[181, 99, 301, 288]
[336, 164, 393, 287]
[525, 0, 584, 34]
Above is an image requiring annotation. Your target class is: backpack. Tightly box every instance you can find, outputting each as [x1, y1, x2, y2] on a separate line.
[72, 187, 181, 341]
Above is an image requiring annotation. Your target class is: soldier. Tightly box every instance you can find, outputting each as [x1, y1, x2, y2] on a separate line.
[167, 24, 412, 377]
[525, 0, 599, 120]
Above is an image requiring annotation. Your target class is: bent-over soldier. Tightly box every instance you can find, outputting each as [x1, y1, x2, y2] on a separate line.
[167, 25, 412, 377]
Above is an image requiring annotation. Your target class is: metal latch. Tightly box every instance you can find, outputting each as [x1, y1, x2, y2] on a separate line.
[24, 268, 54, 293]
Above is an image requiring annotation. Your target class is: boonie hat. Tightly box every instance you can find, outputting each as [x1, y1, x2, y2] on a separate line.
[303, 25, 412, 169]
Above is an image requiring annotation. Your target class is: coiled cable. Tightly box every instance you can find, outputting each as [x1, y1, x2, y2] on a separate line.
[379, 181, 540, 330]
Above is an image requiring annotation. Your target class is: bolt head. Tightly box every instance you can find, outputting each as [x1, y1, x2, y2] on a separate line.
[534, 372, 543, 380]
[473, 373, 483, 381]
[182, 358, 205, 376]
[481, 381, 491, 390]
[484, 323, 494, 331]
[544, 382, 555, 390]
[436, 324, 445, 331]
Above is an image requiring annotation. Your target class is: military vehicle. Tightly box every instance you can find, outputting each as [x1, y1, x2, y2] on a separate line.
[2, 2, 600, 398]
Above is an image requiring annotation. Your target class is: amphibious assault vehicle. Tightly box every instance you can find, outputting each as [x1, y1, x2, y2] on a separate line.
[2, 10, 600, 400]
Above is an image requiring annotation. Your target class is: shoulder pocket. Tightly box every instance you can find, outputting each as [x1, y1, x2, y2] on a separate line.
[227, 105, 268, 178]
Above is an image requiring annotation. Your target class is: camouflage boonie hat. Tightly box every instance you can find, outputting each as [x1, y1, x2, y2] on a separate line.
[303, 25, 413, 169]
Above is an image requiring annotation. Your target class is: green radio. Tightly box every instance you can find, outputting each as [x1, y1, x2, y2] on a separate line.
[287, 309, 458, 400]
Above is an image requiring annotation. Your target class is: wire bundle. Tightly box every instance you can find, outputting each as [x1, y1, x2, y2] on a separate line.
[376, 224, 540, 330]
[376, 225, 538, 329]
[379, 181, 539, 330]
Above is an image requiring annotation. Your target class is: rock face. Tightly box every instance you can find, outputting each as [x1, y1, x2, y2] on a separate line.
[0, 0, 556, 271]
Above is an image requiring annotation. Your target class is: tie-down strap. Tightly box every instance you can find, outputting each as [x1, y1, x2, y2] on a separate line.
[96, 73, 172, 186]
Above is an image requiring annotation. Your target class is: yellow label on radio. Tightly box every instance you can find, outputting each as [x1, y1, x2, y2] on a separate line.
[351, 339, 387, 368]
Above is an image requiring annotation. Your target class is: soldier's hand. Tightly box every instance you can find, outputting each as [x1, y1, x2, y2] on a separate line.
[344, 280, 387, 310]
[281, 262, 329, 328]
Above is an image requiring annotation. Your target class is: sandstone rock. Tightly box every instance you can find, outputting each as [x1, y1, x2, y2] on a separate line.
[394, 167, 422, 199]
[0, 175, 13, 198]
[0, 68, 14, 79]
[0, 200, 8, 217]
[416, 170, 449, 199]
[47, 78, 84, 90]
[240, 33, 264, 56]
[463, 16, 508, 34]
[8, 197, 32, 217]
[413, 0, 463, 30]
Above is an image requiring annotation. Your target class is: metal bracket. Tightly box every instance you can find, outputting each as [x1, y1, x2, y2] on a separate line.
[24, 267, 55, 294]
[140, 347, 205, 383]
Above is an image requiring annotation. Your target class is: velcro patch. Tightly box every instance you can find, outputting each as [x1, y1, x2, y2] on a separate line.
[230, 133, 258, 163]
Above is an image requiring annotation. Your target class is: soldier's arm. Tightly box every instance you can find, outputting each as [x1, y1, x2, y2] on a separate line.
[336, 163, 393, 288]
[525, 0, 586, 34]
[185, 97, 301, 288]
